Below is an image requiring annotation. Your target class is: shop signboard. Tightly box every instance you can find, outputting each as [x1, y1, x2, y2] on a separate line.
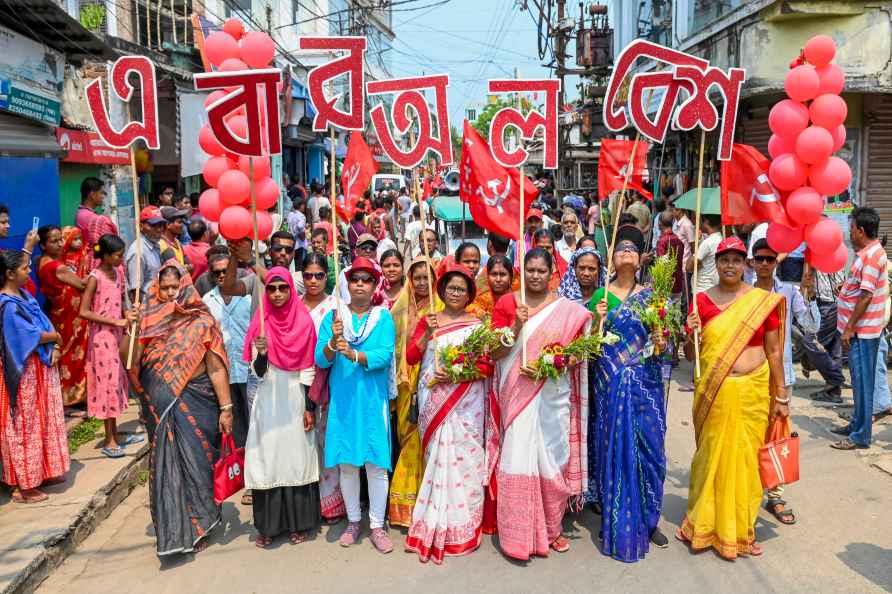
[56, 128, 130, 165]
[0, 24, 63, 126]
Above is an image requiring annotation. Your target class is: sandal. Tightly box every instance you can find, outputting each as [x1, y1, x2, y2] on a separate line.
[675, 528, 690, 544]
[747, 541, 763, 556]
[255, 535, 273, 548]
[765, 500, 796, 525]
[289, 531, 308, 545]
[241, 490, 253, 505]
[11, 488, 48, 504]
[119, 433, 145, 446]
[550, 535, 570, 553]
[101, 446, 125, 459]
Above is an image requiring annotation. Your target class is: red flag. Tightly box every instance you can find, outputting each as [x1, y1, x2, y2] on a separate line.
[460, 120, 537, 241]
[597, 138, 653, 200]
[422, 176, 432, 199]
[720, 144, 793, 227]
[339, 132, 378, 221]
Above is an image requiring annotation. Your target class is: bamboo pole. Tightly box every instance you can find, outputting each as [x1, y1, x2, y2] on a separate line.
[330, 127, 341, 311]
[409, 131, 439, 370]
[516, 88, 528, 366]
[125, 146, 142, 369]
[692, 129, 707, 379]
[249, 157, 265, 336]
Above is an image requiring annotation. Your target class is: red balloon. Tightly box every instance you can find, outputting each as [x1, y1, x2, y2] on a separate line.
[809, 242, 849, 273]
[769, 153, 808, 191]
[237, 155, 271, 181]
[766, 222, 804, 254]
[810, 94, 848, 130]
[218, 169, 251, 206]
[804, 35, 836, 67]
[228, 115, 248, 140]
[768, 99, 810, 140]
[205, 31, 239, 68]
[795, 125, 834, 165]
[830, 125, 846, 152]
[805, 217, 843, 255]
[198, 124, 225, 157]
[785, 186, 824, 225]
[768, 134, 795, 160]
[202, 155, 235, 187]
[198, 189, 223, 222]
[254, 178, 280, 210]
[816, 63, 845, 96]
[784, 65, 820, 102]
[809, 156, 852, 196]
[222, 18, 244, 40]
[218, 57, 248, 72]
[251, 211, 274, 241]
[204, 89, 228, 108]
[219, 206, 253, 240]
[239, 31, 276, 69]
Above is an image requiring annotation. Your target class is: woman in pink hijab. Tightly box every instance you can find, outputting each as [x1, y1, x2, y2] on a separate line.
[242, 267, 321, 548]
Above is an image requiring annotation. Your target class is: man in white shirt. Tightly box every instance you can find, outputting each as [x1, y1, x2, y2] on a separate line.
[686, 214, 722, 293]
[307, 186, 331, 227]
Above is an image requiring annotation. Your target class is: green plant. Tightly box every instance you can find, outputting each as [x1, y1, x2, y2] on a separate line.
[68, 417, 105, 454]
[137, 470, 149, 485]
[80, 4, 106, 32]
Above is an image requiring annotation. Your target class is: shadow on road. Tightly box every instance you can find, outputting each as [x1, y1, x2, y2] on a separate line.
[837, 543, 892, 593]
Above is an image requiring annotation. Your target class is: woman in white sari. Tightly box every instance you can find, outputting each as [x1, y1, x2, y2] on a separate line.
[484, 248, 591, 560]
[404, 265, 487, 564]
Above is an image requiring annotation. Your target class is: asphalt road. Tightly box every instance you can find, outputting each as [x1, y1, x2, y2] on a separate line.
[37, 364, 892, 594]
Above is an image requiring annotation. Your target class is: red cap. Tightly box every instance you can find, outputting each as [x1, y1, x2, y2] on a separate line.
[715, 236, 747, 257]
[140, 206, 165, 224]
[525, 208, 543, 221]
[346, 256, 381, 282]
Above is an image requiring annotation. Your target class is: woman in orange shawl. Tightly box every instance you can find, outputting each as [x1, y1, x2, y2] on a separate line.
[37, 226, 89, 407]
[468, 254, 515, 318]
[124, 260, 234, 557]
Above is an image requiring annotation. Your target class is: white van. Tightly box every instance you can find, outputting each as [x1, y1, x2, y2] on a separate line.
[370, 174, 407, 194]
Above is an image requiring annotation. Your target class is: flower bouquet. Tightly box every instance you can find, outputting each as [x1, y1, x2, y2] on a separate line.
[529, 331, 620, 381]
[437, 318, 515, 384]
[630, 253, 684, 357]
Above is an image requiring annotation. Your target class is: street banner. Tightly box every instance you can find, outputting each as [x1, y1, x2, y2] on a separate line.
[720, 143, 793, 227]
[486, 79, 560, 169]
[86, 56, 159, 150]
[597, 138, 653, 200]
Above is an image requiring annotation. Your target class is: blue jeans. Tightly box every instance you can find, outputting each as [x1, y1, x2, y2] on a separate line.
[849, 336, 880, 446]
[873, 332, 891, 415]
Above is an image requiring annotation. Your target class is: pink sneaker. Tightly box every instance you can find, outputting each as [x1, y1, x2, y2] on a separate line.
[370, 528, 393, 554]
[339, 521, 361, 547]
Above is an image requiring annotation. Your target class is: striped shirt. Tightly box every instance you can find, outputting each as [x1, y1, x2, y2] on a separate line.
[837, 240, 888, 338]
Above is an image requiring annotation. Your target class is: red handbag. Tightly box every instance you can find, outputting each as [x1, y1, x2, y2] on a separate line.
[213, 433, 245, 505]
[759, 417, 800, 490]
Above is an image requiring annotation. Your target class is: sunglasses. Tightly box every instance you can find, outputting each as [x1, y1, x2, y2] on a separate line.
[270, 244, 295, 254]
[211, 269, 227, 277]
[357, 243, 377, 251]
[302, 271, 326, 281]
[753, 255, 777, 264]
[348, 273, 374, 284]
[265, 283, 290, 294]
[617, 241, 640, 254]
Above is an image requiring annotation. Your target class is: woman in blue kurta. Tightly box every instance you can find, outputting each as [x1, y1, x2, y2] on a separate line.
[591, 225, 668, 563]
[315, 256, 396, 555]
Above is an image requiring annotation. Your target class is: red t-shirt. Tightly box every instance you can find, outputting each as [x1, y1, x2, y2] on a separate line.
[690, 291, 779, 347]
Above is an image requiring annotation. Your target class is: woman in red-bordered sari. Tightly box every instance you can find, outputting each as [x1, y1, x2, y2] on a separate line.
[484, 247, 591, 560]
[404, 264, 487, 564]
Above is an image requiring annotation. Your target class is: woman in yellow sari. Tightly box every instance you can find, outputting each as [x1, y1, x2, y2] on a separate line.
[679, 236, 789, 559]
[388, 256, 440, 526]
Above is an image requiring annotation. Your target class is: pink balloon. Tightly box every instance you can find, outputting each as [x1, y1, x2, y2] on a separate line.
[804, 35, 836, 67]
[795, 125, 834, 165]
[218, 58, 248, 72]
[816, 63, 845, 96]
[237, 155, 271, 180]
[809, 94, 848, 130]
[805, 217, 843, 255]
[219, 206, 253, 240]
[228, 115, 248, 140]
[769, 153, 808, 191]
[255, 178, 280, 210]
[768, 99, 810, 140]
[251, 211, 274, 241]
[204, 31, 239, 68]
[239, 31, 276, 69]
[785, 186, 824, 225]
[766, 222, 804, 254]
[198, 124, 225, 157]
[202, 155, 235, 187]
[222, 18, 244, 40]
[785, 65, 820, 102]
[809, 242, 848, 273]
[830, 125, 846, 152]
[198, 189, 223, 222]
[768, 134, 795, 160]
[809, 156, 852, 196]
[204, 89, 228, 108]
[218, 169, 251, 206]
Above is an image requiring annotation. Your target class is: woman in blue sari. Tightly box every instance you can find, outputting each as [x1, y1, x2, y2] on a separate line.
[591, 225, 668, 562]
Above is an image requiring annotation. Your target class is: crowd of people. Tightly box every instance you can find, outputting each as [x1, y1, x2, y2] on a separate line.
[0, 172, 888, 567]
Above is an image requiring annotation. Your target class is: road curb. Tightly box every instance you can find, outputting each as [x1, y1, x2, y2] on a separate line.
[4, 444, 150, 594]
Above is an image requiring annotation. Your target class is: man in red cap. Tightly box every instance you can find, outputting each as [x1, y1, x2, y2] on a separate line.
[125, 206, 166, 303]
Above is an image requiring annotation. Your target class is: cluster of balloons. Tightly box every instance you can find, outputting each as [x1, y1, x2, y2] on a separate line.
[766, 35, 849, 273]
[197, 19, 279, 241]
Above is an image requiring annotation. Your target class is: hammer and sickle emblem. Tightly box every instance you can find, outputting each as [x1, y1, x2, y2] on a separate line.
[476, 178, 512, 213]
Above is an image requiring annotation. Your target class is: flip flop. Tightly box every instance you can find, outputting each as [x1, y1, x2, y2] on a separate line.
[550, 535, 570, 553]
[120, 433, 145, 446]
[101, 446, 125, 459]
[11, 489, 48, 504]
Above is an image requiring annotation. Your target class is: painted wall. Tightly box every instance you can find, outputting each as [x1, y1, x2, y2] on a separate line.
[0, 156, 60, 250]
[59, 163, 102, 227]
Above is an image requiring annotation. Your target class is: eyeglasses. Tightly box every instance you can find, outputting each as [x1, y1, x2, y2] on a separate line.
[444, 286, 468, 296]
[211, 269, 227, 277]
[348, 273, 374, 284]
[753, 255, 777, 264]
[302, 271, 326, 280]
[270, 244, 295, 254]
[265, 283, 290, 294]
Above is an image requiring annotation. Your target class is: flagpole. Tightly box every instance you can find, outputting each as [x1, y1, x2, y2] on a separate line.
[249, 157, 265, 337]
[125, 142, 142, 370]
[515, 86, 528, 367]
[330, 127, 341, 313]
[410, 130, 439, 371]
[692, 129, 706, 379]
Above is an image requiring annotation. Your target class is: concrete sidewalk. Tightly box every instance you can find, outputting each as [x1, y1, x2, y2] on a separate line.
[0, 407, 148, 594]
